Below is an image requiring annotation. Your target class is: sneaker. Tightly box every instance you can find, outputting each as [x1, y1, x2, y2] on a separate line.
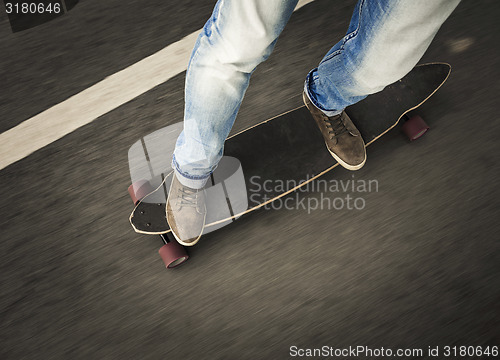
[166, 173, 206, 246]
[303, 91, 366, 170]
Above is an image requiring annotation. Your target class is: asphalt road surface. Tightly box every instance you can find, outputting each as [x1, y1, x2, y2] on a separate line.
[1, 1, 499, 359]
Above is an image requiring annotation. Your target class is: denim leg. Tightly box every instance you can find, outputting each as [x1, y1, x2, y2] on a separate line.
[173, 0, 298, 188]
[305, 0, 460, 115]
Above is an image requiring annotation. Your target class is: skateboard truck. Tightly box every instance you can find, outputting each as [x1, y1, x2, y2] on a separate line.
[128, 181, 189, 268]
[401, 114, 430, 141]
[158, 233, 189, 269]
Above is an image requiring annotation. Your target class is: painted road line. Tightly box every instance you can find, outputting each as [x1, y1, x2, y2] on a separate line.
[0, 0, 315, 170]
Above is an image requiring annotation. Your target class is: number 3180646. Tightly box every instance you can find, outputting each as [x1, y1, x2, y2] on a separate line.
[5, 2, 62, 14]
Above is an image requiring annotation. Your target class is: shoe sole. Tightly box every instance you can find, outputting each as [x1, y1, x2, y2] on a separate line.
[168, 206, 206, 246]
[326, 145, 366, 171]
[170, 223, 204, 247]
[302, 92, 366, 171]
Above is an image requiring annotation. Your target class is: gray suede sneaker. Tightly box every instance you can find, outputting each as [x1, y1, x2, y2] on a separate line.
[166, 173, 206, 246]
[303, 91, 366, 170]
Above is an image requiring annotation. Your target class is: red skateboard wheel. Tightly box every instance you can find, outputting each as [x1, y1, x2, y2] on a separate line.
[128, 180, 154, 205]
[401, 115, 429, 141]
[158, 242, 189, 268]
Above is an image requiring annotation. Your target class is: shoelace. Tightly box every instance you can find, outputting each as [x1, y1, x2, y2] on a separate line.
[179, 186, 200, 207]
[323, 113, 349, 140]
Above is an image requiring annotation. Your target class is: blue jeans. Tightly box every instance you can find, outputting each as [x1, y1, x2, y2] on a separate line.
[172, 0, 460, 189]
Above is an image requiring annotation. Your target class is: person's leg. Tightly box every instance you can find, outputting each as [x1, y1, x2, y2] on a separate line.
[168, 0, 298, 245]
[173, 0, 298, 189]
[303, 0, 459, 171]
[305, 0, 461, 114]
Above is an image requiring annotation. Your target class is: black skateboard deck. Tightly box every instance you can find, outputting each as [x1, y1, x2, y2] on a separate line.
[129, 63, 451, 236]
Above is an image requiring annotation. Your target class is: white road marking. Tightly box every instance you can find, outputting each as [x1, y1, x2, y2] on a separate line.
[0, 0, 315, 170]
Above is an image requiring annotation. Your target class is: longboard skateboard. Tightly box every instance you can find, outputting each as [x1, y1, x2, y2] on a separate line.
[128, 62, 451, 268]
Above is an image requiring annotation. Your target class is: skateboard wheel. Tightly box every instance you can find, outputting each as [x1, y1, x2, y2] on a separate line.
[402, 115, 429, 141]
[158, 242, 189, 268]
[128, 180, 154, 205]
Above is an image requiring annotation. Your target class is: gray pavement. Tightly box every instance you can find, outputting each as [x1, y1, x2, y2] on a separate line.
[1, 1, 499, 359]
